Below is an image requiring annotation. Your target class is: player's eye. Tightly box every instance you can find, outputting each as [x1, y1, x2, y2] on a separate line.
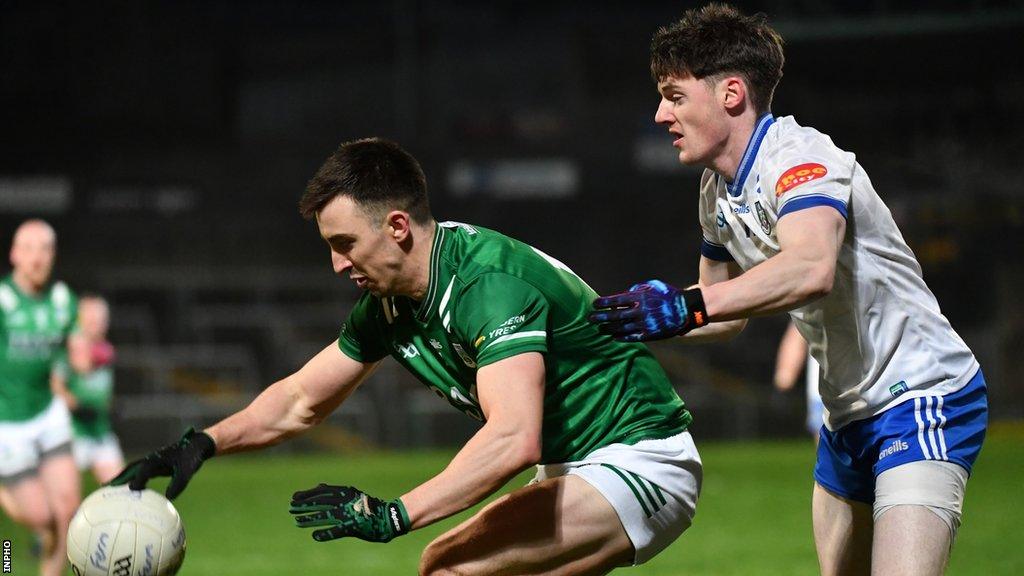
[329, 240, 353, 253]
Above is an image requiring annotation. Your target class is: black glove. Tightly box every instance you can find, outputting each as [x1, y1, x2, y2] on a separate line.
[108, 427, 216, 500]
[290, 484, 410, 543]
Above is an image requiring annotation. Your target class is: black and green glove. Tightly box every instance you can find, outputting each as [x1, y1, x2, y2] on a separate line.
[289, 483, 410, 543]
[109, 427, 216, 500]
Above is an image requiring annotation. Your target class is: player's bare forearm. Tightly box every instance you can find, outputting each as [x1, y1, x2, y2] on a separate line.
[773, 322, 808, 391]
[680, 318, 747, 342]
[203, 377, 309, 455]
[678, 257, 746, 341]
[400, 419, 540, 529]
[400, 352, 545, 529]
[206, 342, 375, 455]
[703, 207, 845, 321]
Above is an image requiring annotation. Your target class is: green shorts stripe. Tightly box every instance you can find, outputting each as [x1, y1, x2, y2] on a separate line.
[600, 464, 652, 517]
[628, 470, 662, 513]
[649, 479, 668, 506]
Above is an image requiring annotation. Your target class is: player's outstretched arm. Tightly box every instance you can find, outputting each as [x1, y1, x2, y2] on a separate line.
[289, 352, 543, 543]
[206, 340, 377, 455]
[589, 206, 844, 341]
[110, 340, 377, 499]
[312, 353, 543, 538]
[398, 352, 544, 528]
[701, 206, 845, 320]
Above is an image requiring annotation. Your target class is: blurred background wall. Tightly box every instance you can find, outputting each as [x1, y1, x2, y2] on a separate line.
[2, 0, 1022, 452]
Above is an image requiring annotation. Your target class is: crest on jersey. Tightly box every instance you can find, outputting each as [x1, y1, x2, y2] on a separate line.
[754, 201, 772, 235]
[775, 163, 828, 197]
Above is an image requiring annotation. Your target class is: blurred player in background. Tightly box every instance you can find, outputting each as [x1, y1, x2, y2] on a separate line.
[590, 4, 987, 575]
[774, 321, 823, 444]
[114, 138, 704, 574]
[0, 219, 80, 576]
[52, 295, 125, 483]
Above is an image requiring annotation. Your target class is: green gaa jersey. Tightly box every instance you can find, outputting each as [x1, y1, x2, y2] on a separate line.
[0, 274, 77, 421]
[339, 221, 691, 464]
[67, 365, 115, 438]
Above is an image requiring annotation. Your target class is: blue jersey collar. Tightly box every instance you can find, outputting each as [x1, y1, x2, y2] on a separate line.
[726, 113, 775, 197]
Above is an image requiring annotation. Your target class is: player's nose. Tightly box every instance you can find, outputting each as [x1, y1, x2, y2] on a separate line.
[654, 99, 674, 124]
[331, 251, 352, 275]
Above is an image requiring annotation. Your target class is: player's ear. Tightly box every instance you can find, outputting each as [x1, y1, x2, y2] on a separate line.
[720, 76, 746, 113]
[385, 210, 412, 243]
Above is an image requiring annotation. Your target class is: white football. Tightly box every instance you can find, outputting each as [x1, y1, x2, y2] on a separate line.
[67, 486, 186, 576]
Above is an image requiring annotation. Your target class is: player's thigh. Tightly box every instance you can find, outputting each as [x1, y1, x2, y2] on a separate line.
[420, 475, 632, 576]
[38, 451, 80, 521]
[812, 483, 873, 576]
[869, 460, 967, 576]
[0, 475, 53, 529]
[871, 505, 949, 576]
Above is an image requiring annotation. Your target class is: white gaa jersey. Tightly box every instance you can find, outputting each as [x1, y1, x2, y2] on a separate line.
[698, 114, 978, 430]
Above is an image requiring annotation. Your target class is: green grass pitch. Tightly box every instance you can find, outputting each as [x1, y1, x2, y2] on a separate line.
[2, 435, 1020, 575]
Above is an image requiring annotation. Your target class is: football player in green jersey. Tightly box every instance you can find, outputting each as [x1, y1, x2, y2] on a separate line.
[114, 139, 703, 573]
[0, 219, 80, 576]
[53, 295, 125, 483]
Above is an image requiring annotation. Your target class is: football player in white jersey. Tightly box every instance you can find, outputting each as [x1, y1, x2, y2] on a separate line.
[590, 4, 987, 575]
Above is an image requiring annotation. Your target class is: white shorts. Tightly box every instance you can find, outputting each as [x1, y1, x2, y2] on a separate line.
[73, 433, 125, 470]
[0, 398, 74, 483]
[532, 430, 702, 565]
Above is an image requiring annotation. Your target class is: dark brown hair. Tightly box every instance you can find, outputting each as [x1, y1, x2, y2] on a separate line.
[651, 3, 784, 113]
[300, 138, 432, 224]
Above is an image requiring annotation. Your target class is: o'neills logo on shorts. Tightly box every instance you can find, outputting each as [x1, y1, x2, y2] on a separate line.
[879, 439, 909, 461]
[775, 163, 828, 197]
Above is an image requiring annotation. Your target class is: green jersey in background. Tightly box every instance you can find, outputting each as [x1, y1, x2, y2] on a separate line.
[66, 364, 115, 438]
[339, 222, 691, 464]
[0, 274, 77, 421]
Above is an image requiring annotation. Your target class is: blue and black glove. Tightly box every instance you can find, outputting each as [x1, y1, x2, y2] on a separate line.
[290, 483, 410, 543]
[589, 279, 708, 342]
[108, 427, 216, 500]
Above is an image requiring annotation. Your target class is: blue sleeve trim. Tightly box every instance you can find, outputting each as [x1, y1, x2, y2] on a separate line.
[700, 239, 734, 262]
[778, 195, 848, 219]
